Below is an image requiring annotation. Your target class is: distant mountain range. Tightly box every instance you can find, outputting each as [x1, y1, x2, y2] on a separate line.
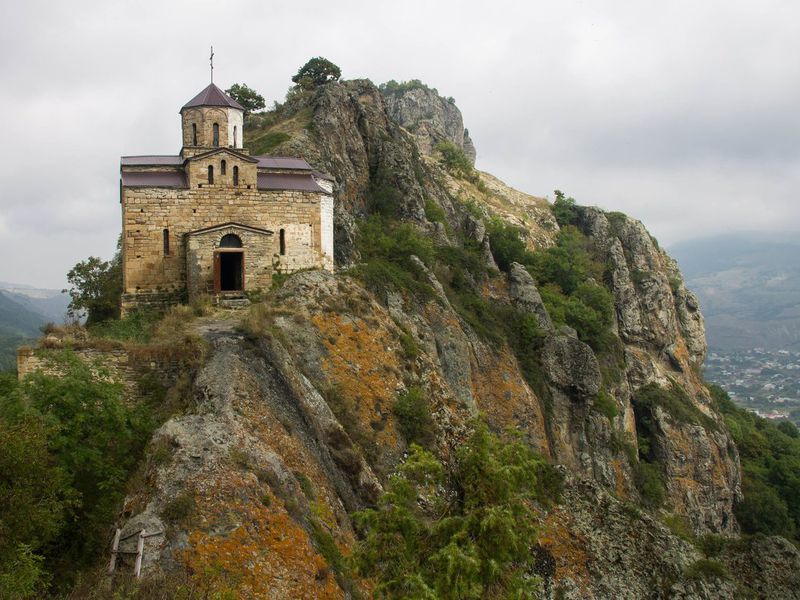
[0, 284, 70, 371]
[669, 232, 800, 351]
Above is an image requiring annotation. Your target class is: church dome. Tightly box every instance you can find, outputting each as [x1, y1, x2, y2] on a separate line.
[181, 83, 244, 111]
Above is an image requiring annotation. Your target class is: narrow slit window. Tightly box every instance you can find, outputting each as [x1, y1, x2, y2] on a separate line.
[163, 228, 170, 256]
[233, 125, 238, 147]
[221, 159, 226, 175]
[208, 165, 214, 184]
[279, 228, 286, 255]
[212, 123, 219, 147]
[233, 165, 239, 186]
[192, 123, 197, 145]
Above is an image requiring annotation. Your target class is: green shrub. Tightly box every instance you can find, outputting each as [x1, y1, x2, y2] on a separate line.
[551, 190, 577, 227]
[379, 79, 439, 96]
[393, 387, 435, 448]
[88, 310, 159, 343]
[485, 218, 531, 272]
[633, 461, 665, 508]
[633, 383, 718, 432]
[684, 559, 732, 582]
[424, 198, 446, 223]
[397, 326, 420, 361]
[435, 142, 474, 179]
[605, 211, 627, 238]
[161, 492, 196, 526]
[353, 216, 437, 300]
[661, 513, 694, 543]
[594, 389, 619, 420]
[696, 534, 728, 558]
[294, 472, 316, 501]
[529, 226, 604, 295]
[354, 424, 560, 599]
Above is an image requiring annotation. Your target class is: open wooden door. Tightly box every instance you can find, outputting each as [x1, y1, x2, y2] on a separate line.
[213, 251, 221, 294]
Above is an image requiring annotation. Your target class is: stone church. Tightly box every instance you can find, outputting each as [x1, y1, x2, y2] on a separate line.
[119, 82, 334, 313]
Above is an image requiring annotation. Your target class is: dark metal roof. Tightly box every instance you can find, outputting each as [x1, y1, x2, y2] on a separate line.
[181, 83, 244, 111]
[258, 173, 326, 193]
[121, 155, 182, 166]
[255, 156, 312, 170]
[121, 171, 187, 188]
[312, 170, 335, 182]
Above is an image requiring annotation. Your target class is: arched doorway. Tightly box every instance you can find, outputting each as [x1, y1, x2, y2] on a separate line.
[214, 234, 244, 292]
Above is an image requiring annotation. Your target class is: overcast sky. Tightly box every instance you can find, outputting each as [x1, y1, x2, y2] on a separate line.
[1, 0, 799, 288]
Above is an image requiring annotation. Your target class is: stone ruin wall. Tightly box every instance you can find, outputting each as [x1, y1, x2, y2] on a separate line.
[16, 344, 188, 398]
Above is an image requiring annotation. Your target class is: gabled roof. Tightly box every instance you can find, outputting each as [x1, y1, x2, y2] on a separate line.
[185, 222, 273, 237]
[186, 147, 259, 164]
[121, 171, 187, 188]
[254, 156, 312, 170]
[257, 173, 327, 193]
[121, 155, 182, 166]
[181, 83, 244, 111]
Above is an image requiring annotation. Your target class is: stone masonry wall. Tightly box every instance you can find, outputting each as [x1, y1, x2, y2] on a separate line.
[186, 225, 274, 297]
[122, 185, 329, 309]
[16, 345, 183, 398]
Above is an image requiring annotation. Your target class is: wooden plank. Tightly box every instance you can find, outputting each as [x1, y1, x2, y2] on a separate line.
[213, 252, 221, 294]
[108, 528, 121, 574]
[134, 530, 145, 578]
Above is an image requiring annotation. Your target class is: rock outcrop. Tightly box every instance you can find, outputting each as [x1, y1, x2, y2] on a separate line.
[381, 84, 476, 164]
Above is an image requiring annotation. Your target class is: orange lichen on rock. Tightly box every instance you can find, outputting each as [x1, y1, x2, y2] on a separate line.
[312, 312, 403, 449]
[472, 347, 550, 457]
[538, 511, 591, 592]
[611, 459, 629, 500]
[181, 474, 343, 599]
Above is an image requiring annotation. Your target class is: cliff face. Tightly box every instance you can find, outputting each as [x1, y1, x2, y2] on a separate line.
[381, 84, 477, 164]
[107, 79, 800, 599]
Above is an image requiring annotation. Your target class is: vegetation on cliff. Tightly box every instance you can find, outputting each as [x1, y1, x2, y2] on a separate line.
[711, 384, 800, 542]
[0, 356, 154, 596]
[354, 424, 560, 599]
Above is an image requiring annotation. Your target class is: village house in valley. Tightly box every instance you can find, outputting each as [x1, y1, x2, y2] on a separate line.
[119, 82, 334, 313]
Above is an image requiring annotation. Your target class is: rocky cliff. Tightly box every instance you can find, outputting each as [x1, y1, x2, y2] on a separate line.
[380, 81, 477, 164]
[104, 78, 799, 599]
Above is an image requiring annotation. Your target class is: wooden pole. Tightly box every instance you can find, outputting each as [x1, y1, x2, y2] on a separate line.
[134, 530, 145, 578]
[108, 528, 121, 574]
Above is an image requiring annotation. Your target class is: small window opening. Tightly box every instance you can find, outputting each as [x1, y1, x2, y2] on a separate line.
[163, 228, 170, 256]
[233, 125, 238, 147]
[279, 229, 286, 256]
[208, 165, 214, 184]
[192, 123, 197, 145]
[212, 123, 219, 147]
[221, 159, 227, 175]
[233, 165, 239, 186]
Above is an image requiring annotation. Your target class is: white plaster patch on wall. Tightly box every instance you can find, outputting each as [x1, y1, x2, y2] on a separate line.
[320, 193, 334, 267]
[226, 108, 244, 149]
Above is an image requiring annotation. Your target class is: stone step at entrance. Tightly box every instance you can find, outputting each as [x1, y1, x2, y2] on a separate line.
[215, 292, 251, 310]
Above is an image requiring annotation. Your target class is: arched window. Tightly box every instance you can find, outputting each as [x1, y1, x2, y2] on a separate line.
[163, 228, 170, 256]
[212, 123, 219, 147]
[233, 125, 238, 147]
[220, 233, 243, 248]
[233, 165, 239, 186]
[208, 165, 214, 184]
[192, 123, 197, 145]
[221, 159, 227, 175]
[279, 228, 286, 256]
